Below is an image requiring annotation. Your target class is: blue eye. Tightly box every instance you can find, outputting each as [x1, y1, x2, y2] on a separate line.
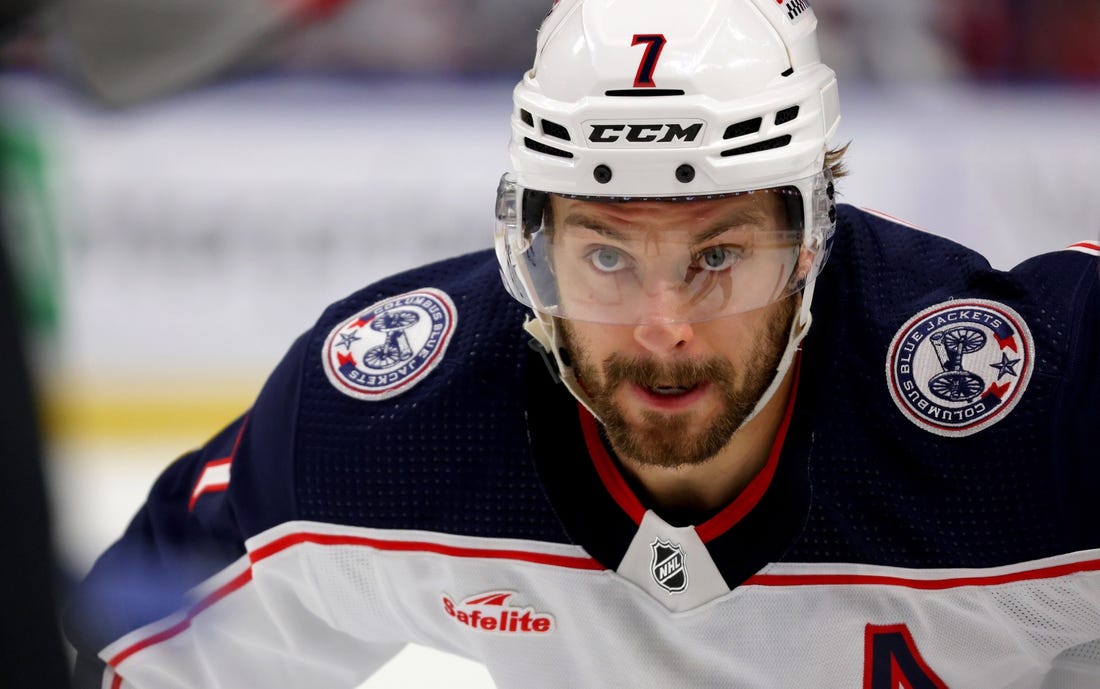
[696, 246, 740, 272]
[589, 247, 627, 272]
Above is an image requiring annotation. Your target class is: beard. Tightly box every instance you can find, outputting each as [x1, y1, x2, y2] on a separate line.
[561, 296, 797, 469]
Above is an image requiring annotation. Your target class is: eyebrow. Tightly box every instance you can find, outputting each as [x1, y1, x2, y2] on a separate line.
[560, 208, 770, 243]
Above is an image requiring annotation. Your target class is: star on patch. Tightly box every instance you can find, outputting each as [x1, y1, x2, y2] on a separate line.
[336, 332, 361, 350]
[989, 352, 1021, 380]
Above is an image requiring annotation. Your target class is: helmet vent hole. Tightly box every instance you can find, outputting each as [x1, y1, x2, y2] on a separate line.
[722, 118, 762, 139]
[675, 165, 695, 183]
[720, 135, 792, 157]
[524, 137, 574, 159]
[593, 165, 613, 184]
[780, 67, 794, 77]
[541, 119, 571, 142]
[775, 106, 800, 125]
[520, 109, 534, 127]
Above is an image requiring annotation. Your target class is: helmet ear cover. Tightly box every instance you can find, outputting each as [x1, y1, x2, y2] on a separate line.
[522, 189, 550, 237]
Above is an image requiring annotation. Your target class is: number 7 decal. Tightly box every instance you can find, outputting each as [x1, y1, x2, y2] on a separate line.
[631, 34, 667, 87]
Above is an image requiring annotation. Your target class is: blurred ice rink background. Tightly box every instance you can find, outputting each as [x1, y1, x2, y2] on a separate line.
[1, 0, 1098, 686]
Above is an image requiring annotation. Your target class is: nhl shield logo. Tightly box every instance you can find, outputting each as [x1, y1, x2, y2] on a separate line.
[650, 538, 688, 594]
[886, 299, 1033, 437]
[322, 288, 457, 401]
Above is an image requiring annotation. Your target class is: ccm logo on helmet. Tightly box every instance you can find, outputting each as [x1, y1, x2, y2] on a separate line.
[584, 120, 705, 148]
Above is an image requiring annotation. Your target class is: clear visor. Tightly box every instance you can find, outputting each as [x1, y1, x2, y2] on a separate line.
[496, 172, 829, 325]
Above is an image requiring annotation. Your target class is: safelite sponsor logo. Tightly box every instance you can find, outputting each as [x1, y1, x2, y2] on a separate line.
[441, 591, 555, 634]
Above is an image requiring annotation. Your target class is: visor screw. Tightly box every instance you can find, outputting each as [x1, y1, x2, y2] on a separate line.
[593, 164, 613, 184]
[675, 164, 695, 183]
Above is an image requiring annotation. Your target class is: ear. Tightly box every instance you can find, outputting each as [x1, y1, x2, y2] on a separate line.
[785, 246, 815, 291]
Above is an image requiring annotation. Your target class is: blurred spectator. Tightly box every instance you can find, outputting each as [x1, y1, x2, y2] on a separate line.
[273, 0, 546, 74]
[2, 7, 72, 686]
[0, 226, 71, 689]
[1, 0, 41, 39]
[811, 0, 960, 81]
[949, 0, 1100, 80]
[3, 0, 1098, 97]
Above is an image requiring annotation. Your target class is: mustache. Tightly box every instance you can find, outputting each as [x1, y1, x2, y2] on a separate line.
[602, 354, 736, 390]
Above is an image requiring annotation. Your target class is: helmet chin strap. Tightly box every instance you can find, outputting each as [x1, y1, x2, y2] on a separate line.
[524, 315, 602, 421]
[523, 278, 816, 434]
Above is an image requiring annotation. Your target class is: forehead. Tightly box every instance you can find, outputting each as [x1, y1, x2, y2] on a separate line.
[548, 191, 785, 231]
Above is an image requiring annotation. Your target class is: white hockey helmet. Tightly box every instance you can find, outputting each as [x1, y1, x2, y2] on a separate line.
[495, 0, 841, 418]
[496, 0, 840, 325]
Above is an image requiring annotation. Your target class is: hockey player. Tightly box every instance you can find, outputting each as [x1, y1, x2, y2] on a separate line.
[65, 1, 1100, 687]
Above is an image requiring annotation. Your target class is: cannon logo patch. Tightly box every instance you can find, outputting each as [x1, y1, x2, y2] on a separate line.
[886, 300, 1033, 437]
[323, 288, 457, 401]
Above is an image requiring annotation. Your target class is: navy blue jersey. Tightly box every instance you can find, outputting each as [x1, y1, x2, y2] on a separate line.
[66, 205, 1100, 689]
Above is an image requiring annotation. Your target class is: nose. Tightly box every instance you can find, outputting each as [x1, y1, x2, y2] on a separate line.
[631, 281, 696, 354]
[633, 319, 695, 355]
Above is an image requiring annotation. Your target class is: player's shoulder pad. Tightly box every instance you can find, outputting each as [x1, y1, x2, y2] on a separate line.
[830, 204, 998, 297]
[308, 249, 528, 404]
[1013, 239, 1100, 271]
[823, 206, 1097, 439]
[1003, 239, 1100, 307]
[834, 205, 1099, 319]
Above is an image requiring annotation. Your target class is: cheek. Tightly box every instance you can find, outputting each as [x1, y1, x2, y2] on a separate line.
[696, 304, 788, 364]
[696, 315, 756, 353]
[563, 323, 628, 372]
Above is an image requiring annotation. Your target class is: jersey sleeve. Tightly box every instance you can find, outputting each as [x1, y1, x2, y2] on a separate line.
[63, 332, 406, 688]
[1049, 248, 1100, 550]
[1043, 640, 1100, 689]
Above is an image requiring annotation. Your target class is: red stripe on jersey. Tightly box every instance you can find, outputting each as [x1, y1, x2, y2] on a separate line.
[860, 208, 932, 234]
[250, 532, 603, 571]
[580, 407, 648, 525]
[107, 568, 254, 670]
[695, 352, 800, 543]
[580, 353, 801, 542]
[187, 419, 248, 511]
[106, 530, 601, 676]
[745, 556, 1100, 589]
[1066, 241, 1100, 255]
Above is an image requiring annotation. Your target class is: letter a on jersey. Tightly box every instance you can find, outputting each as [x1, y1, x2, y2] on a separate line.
[863, 624, 949, 689]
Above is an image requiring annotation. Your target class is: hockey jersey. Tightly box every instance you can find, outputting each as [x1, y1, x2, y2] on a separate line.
[65, 205, 1100, 688]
